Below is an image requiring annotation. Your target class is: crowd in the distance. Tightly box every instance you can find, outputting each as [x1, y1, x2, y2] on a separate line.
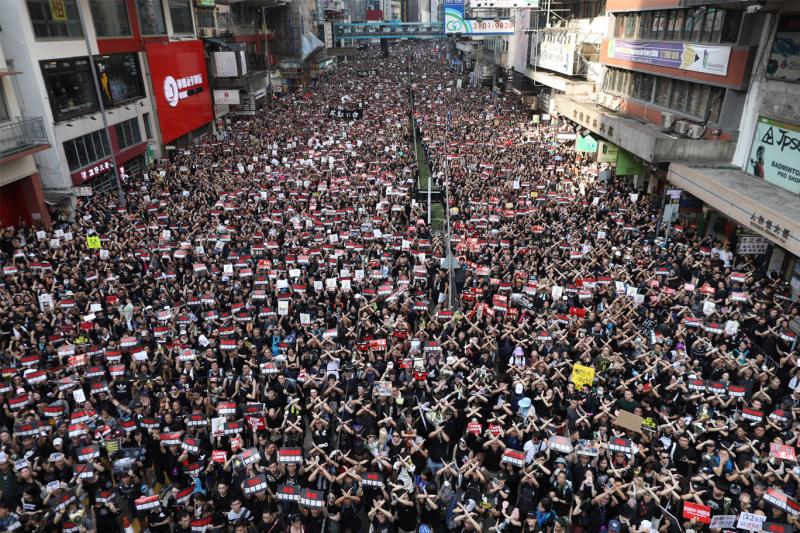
[0, 42, 799, 533]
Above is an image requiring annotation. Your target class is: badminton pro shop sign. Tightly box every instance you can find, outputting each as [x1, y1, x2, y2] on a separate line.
[145, 40, 213, 144]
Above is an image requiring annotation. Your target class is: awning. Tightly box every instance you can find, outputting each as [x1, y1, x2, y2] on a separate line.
[301, 31, 324, 62]
[204, 37, 238, 51]
[43, 189, 74, 205]
[668, 163, 800, 257]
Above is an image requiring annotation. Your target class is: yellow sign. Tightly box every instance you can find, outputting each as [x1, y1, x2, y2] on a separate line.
[49, 0, 68, 21]
[571, 364, 595, 389]
[86, 236, 101, 249]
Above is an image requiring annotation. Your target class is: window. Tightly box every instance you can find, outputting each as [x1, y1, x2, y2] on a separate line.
[654, 78, 671, 107]
[638, 11, 651, 39]
[196, 9, 215, 29]
[94, 53, 145, 107]
[40, 58, 98, 122]
[26, 0, 83, 39]
[671, 80, 688, 111]
[0, 85, 8, 122]
[623, 13, 636, 38]
[168, 0, 194, 34]
[115, 118, 142, 149]
[722, 10, 741, 43]
[142, 112, 153, 139]
[90, 0, 131, 37]
[136, 0, 167, 35]
[687, 84, 709, 117]
[707, 87, 724, 122]
[63, 129, 110, 171]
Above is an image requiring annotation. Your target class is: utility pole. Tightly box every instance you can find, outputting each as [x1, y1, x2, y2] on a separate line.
[262, 7, 274, 102]
[76, 3, 125, 207]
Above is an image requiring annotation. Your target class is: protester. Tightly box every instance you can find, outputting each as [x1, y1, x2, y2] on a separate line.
[0, 42, 799, 533]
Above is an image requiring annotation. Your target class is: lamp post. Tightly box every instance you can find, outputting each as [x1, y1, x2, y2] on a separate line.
[75, 2, 126, 207]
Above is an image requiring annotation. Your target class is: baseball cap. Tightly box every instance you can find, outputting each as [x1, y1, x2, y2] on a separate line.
[53, 438, 63, 446]
[609, 519, 621, 533]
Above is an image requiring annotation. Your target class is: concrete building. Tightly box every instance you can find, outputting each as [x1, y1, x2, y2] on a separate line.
[0, 41, 51, 227]
[0, 0, 214, 219]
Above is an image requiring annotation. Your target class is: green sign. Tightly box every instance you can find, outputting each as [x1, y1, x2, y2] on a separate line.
[575, 134, 598, 153]
[616, 149, 644, 176]
[597, 141, 619, 163]
[196, 0, 215, 6]
[748, 116, 800, 194]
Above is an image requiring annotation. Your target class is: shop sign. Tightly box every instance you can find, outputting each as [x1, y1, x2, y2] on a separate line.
[576, 134, 598, 153]
[749, 212, 790, 244]
[738, 234, 770, 255]
[747, 116, 800, 194]
[74, 187, 93, 197]
[71, 159, 113, 184]
[145, 40, 213, 144]
[213, 90, 240, 106]
[607, 39, 731, 76]
[767, 14, 800, 82]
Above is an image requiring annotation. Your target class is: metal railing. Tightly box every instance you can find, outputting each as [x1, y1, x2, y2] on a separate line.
[0, 117, 48, 159]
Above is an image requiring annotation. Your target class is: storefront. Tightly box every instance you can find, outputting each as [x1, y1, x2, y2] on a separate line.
[668, 163, 800, 283]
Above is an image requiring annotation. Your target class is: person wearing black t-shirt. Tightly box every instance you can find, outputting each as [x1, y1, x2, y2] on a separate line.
[670, 434, 698, 478]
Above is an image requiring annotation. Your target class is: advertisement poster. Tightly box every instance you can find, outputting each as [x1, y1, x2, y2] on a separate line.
[607, 39, 731, 76]
[767, 14, 800, 82]
[748, 116, 800, 194]
[145, 40, 213, 144]
[536, 31, 577, 75]
[445, 0, 513, 35]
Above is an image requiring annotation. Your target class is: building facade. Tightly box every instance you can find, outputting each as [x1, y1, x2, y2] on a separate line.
[0, 0, 214, 220]
[0, 42, 51, 227]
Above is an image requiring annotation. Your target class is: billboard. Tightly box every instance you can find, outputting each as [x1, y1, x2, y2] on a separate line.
[145, 40, 213, 144]
[767, 14, 800, 82]
[536, 31, 578, 75]
[607, 39, 730, 76]
[213, 90, 240, 105]
[748, 116, 800, 194]
[445, 0, 513, 35]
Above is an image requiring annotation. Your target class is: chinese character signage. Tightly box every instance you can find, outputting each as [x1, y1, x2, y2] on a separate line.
[445, 0, 513, 35]
[70, 159, 113, 186]
[748, 116, 800, 195]
[145, 40, 213, 144]
[767, 14, 800, 82]
[607, 39, 731, 76]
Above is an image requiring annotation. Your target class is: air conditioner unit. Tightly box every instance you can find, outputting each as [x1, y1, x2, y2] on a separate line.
[661, 112, 675, 132]
[674, 120, 690, 136]
[687, 124, 705, 139]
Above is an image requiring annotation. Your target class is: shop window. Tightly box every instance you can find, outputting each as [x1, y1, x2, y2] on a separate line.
[136, 0, 167, 35]
[0, 85, 8, 122]
[196, 9, 215, 29]
[63, 130, 110, 171]
[90, 0, 131, 37]
[654, 78, 671, 107]
[26, 0, 83, 39]
[94, 54, 145, 107]
[169, 0, 194, 34]
[40, 58, 98, 122]
[115, 118, 142, 150]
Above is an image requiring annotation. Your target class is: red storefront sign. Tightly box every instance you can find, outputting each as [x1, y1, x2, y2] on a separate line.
[145, 40, 212, 144]
[71, 158, 113, 185]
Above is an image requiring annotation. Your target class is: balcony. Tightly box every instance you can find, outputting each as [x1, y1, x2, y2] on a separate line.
[0, 117, 50, 164]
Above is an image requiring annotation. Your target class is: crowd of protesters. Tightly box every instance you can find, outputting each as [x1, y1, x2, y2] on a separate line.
[0, 41, 799, 533]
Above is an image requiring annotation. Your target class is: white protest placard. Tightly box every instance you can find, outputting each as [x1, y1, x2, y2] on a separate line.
[38, 293, 53, 312]
[278, 300, 289, 316]
[326, 278, 337, 291]
[703, 300, 716, 316]
[736, 511, 766, 531]
[709, 515, 736, 529]
[73, 388, 86, 404]
[49, 239, 60, 249]
[289, 269, 301, 279]
[300, 313, 311, 325]
[63, 232, 73, 241]
[36, 230, 46, 241]
[314, 280, 323, 291]
[551, 286, 563, 300]
[223, 264, 234, 275]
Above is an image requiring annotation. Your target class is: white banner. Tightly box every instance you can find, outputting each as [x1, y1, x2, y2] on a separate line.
[213, 90, 241, 105]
